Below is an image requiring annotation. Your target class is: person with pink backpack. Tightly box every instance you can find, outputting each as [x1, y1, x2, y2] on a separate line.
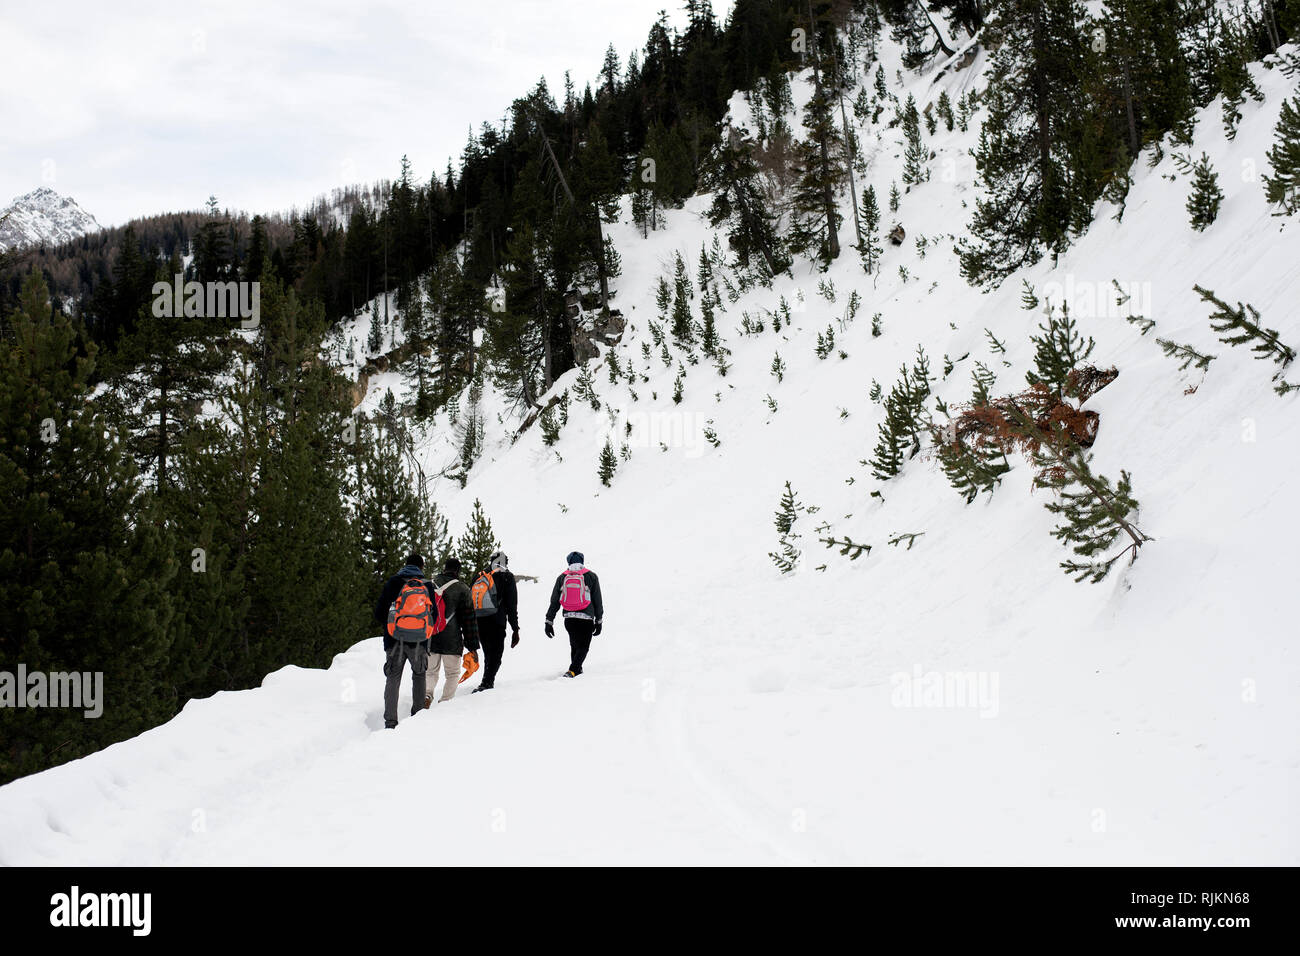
[544, 551, 604, 678]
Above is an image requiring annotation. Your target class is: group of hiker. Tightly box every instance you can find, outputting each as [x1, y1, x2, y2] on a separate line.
[374, 549, 605, 729]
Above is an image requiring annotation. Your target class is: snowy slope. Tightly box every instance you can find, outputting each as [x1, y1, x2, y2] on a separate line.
[1, 40, 1297, 866]
[0, 187, 101, 250]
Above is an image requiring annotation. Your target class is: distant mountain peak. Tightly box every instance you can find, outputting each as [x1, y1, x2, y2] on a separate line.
[0, 187, 101, 251]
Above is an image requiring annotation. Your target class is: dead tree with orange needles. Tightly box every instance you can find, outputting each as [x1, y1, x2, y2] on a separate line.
[1003, 400, 1150, 582]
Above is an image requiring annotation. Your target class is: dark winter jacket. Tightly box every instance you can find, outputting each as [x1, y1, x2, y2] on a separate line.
[430, 572, 480, 656]
[545, 567, 603, 624]
[374, 564, 437, 652]
[474, 567, 519, 631]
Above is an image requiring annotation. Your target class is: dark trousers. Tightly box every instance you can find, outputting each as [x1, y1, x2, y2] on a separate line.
[564, 618, 596, 674]
[383, 640, 428, 725]
[479, 615, 507, 687]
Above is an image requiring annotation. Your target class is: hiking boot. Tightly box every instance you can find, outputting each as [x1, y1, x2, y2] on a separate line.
[471, 683, 494, 694]
[563, 669, 578, 678]
[423, 694, 433, 709]
[385, 720, 398, 730]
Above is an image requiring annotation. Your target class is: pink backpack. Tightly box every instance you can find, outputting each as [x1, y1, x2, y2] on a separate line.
[559, 568, 591, 612]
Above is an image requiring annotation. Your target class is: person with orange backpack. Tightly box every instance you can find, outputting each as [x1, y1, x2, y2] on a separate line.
[469, 551, 519, 693]
[544, 551, 603, 678]
[374, 553, 444, 729]
[423, 557, 481, 707]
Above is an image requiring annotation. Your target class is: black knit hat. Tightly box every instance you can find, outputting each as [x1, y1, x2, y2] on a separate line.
[444, 557, 462, 576]
[566, 551, 584, 566]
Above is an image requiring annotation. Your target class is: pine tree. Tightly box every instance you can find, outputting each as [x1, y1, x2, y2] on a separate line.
[357, 411, 450, 583]
[700, 296, 719, 358]
[243, 277, 369, 685]
[902, 94, 928, 185]
[937, 90, 955, 131]
[815, 325, 836, 359]
[671, 282, 694, 346]
[1097, 0, 1193, 161]
[481, 222, 547, 409]
[245, 214, 269, 283]
[631, 182, 657, 236]
[457, 499, 499, 574]
[540, 404, 562, 446]
[937, 366, 1012, 502]
[401, 285, 437, 419]
[644, 121, 696, 208]
[870, 350, 932, 480]
[598, 437, 618, 487]
[1026, 303, 1095, 400]
[111, 260, 229, 495]
[820, 534, 872, 560]
[871, 396, 908, 481]
[575, 365, 600, 410]
[856, 185, 883, 274]
[457, 406, 483, 486]
[574, 122, 623, 222]
[193, 195, 235, 283]
[1217, 39, 1263, 141]
[1156, 338, 1216, 371]
[1263, 92, 1300, 215]
[655, 277, 672, 320]
[1185, 153, 1223, 231]
[1194, 284, 1296, 373]
[958, 0, 1096, 286]
[1, 270, 179, 782]
[367, 305, 383, 355]
[789, 79, 845, 266]
[769, 481, 806, 574]
[1004, 402, 1149, 582]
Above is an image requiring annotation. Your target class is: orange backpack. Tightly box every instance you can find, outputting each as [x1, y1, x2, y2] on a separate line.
[471, 570, 499, 618]
[387, 578, 446, 642]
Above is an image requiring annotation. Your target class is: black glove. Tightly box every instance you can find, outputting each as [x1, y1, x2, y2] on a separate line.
[511, 629, 520, 648]
[545, 621, 554, 639]
[593, 621, 603, 637]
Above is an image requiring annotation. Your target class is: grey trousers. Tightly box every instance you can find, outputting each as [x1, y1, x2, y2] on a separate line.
[383, 641, 428, 725]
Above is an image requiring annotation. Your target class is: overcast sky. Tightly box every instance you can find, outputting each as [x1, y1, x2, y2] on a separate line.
[1, 0, 734, 227]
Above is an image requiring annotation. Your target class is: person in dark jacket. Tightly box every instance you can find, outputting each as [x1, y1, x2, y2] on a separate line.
[471, 551, 520, 693]
[544, 550, 603, 678]
[425, 558, 480, 706]
[374, 553, 436, 729]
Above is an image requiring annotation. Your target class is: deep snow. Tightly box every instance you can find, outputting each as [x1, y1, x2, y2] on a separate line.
[2, 34, 1298, 866]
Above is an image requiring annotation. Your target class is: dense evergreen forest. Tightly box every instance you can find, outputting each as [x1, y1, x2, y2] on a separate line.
[3, 0, 1298, 783]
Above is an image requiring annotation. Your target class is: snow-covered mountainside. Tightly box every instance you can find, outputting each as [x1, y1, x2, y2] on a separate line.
[0, 187, 101, 251]
[2, 34, 1297, 865]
